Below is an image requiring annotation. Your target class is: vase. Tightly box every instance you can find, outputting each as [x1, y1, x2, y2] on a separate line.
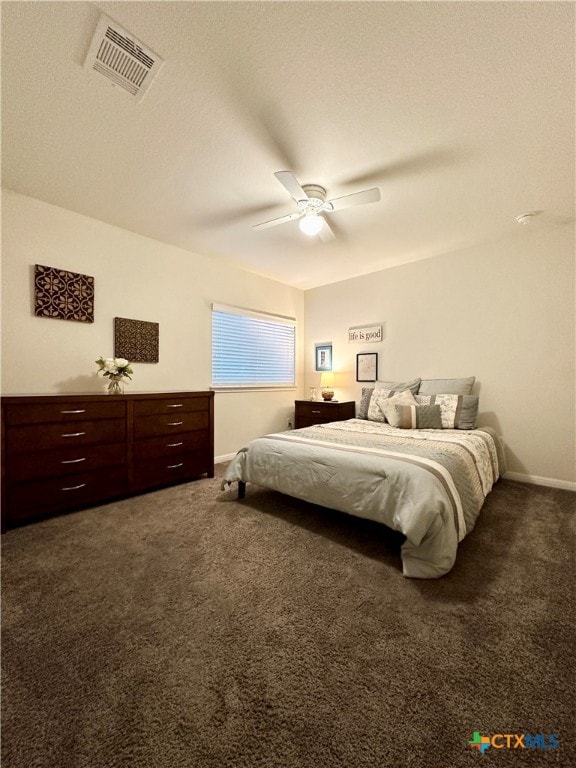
[107, 376, 124, 395]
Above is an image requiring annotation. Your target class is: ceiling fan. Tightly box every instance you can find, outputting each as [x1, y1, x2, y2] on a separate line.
[253, 171, 381, 241]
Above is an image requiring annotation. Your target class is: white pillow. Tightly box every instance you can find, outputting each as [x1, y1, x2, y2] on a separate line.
[380, 389, 417, 423]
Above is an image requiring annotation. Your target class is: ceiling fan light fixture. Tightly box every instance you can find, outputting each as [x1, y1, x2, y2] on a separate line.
[253, 171, 380, 237]
[299, 213, 324, 236]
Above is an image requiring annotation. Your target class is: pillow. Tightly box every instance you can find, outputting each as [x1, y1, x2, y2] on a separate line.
[418, 377, 475, 395]
[374, 378, 421, 394]
[367, 388, 410, 422]
[375, 389, 417, 423]
[357, 386, 374, 419]
[367, 389, 392, 422]
[387, 404, 443, 430]
[414, 393, 479, 429]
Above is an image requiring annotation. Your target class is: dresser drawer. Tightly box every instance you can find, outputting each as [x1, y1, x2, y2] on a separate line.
[6, 467, 128, 522]
[132, 450, 211, 490]
[7, 419, 126, 454]
[6, 443, 126, 483]
[294, 400, 355, 429]
[296, 404, 333, 423]
[5, 400, 125, 426]
[133, 396, 211, 417]
[133, 431, 208, 461]
[134, 411, 209, 440]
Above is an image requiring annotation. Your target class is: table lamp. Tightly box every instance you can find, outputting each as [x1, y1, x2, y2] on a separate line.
[320, 372, 335, 401]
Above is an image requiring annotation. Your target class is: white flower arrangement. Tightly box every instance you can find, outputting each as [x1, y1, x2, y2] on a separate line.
[95, 356, 134, 380]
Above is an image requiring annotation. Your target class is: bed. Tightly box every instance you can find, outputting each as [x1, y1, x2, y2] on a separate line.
[222, 416, 506, 578]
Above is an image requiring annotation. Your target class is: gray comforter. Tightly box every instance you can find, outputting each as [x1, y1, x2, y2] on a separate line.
[222, 419, 505, 578]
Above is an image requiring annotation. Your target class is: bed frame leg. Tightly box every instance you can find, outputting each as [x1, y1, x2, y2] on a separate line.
[238, 481, 246, 499]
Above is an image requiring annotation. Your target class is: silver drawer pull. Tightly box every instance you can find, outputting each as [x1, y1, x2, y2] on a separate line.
[167, 463, 184, 469]
[311, 410, 321, 414]
[61, 483, 86, 491]
[61, 431, 86, 438]
[166, 404, 183, 408]
[60, 457, 87, 464]
[61, 409, 86, 414]
[167, 442, 183, 448]
[167, 421, 183, 426]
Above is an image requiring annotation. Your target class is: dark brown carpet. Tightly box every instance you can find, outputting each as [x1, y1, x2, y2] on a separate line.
[1, 467, 574, 767]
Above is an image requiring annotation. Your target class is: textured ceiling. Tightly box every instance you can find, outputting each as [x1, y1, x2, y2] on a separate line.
[1, 1, 574, 289]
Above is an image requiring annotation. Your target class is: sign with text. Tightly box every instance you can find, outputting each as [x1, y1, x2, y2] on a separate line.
[348, 325, 382, 343]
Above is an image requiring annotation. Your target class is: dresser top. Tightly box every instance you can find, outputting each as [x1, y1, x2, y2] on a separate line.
[1, 391, 214, 403]
[295, 399, 355, 405]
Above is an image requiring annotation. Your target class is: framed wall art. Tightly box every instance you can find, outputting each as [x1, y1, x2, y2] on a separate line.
[356, 352, 378, 382]
[34, 264, 94, 323]
[315, 344, 332, 371]
[114, 317, 159, 363]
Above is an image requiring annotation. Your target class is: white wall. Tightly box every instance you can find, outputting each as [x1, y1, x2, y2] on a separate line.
[1, 191, 305, 458]
[3, 190, 575, 487]
[304, 224, 576, 487]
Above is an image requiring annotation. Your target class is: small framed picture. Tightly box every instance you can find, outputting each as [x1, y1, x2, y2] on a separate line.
[315, 344, 332, 371]
[356, 352, 378, 382]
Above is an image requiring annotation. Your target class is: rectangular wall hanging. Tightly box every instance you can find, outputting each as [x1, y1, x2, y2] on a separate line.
[34, 264, 94, 323]
[114, 317, 159, 363]
[348, 324, 382, 343]
[356, 352, 378, 382]
[315, 343, 332, 371]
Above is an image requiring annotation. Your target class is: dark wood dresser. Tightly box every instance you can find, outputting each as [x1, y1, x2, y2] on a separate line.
[294, 400, 355, 429]
[1, 391, 214, 529]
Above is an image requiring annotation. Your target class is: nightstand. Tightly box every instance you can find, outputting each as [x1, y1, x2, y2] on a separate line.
[294, 400, 356, 429]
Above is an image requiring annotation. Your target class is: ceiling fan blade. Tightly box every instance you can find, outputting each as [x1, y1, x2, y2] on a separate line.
[318, 218, 336, 242]
[326, 187, 381, 212]
[198, 202, 283, 228]
[252, 211, 303, 230]
[341, 148, 459, 187]
[274, 171, 309, 203]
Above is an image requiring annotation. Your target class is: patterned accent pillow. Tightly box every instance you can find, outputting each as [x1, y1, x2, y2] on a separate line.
[357, 386, 374, 419]
[367, 388, 392, 422]
[369, 388, 417, 423]
[388, 404, 443, 429]
[414, 394, 479, 429]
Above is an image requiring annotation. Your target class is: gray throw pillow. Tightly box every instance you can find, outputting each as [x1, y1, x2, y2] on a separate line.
[374, 378, 421, 394]
[418, 377, 475, 395]
[388, 404, 443, 430]
[414, 394, 479, 429]
[357, 386, 374, 419]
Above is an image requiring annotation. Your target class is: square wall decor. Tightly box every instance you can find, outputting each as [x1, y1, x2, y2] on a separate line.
[114, 317, 159, 363]
[315, 344, 332, 371]
[34, 264, 94, 322]
[356, 352, 378, 382]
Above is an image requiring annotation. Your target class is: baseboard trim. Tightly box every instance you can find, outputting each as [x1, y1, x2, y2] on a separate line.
[215, 453, 238, 464]
[503, 471, 576, 492]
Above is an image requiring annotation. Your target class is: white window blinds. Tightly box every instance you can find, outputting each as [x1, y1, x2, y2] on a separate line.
[211, 303, 296, 388]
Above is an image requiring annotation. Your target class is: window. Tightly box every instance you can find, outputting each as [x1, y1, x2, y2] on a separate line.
[211, 303, 296, 388]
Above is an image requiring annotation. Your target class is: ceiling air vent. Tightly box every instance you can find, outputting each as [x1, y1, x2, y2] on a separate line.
[84, 14, 164, 100]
